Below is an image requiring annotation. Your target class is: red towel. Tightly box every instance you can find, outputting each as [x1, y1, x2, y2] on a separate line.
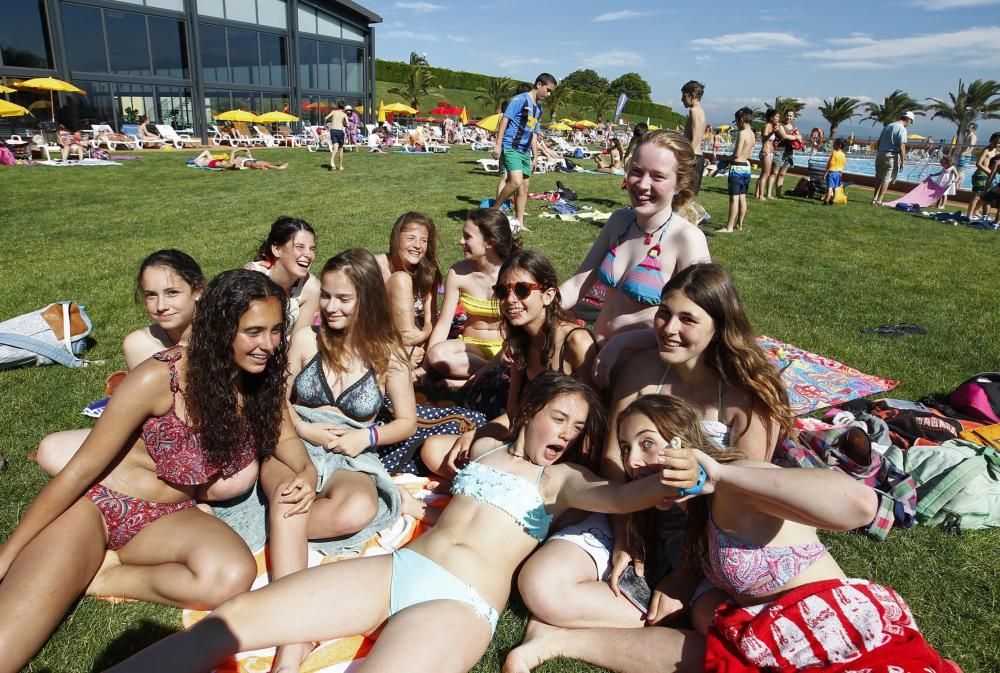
[704, 578, 961, 673]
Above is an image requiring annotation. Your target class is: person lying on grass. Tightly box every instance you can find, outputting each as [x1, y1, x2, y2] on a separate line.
[504, 394, 959, 673]
[0, 270, 316, 673]
[191, 148, 287, 170]
[103, 372, 700, 673]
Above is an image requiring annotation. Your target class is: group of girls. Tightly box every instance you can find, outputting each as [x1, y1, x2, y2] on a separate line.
[1, 129, 956, 673]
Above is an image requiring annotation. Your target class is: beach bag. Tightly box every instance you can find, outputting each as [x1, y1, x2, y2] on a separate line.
[0, 146, 15, 166]
[91, 148, 110, 160]
[0, 302, 95, 370]
[833, 186, 848, 205]
[949, 373, 1000, 425]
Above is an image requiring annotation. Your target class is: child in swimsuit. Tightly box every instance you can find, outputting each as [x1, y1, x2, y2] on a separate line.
[0, 270, 316, 673]
[426, 208, 520, 383]
[754, 108, 780, 200]
[518, 262, 794, 632]
[559, 130, 710, 388]
[506, 394, 957, 673]
[103, 372, 701, 673]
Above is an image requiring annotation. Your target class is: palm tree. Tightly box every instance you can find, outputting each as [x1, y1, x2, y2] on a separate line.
[925, 78, 1000, 139]
[861, 90, 924, 126]
[474, 77, 515, 114]
[408, 51, 429, 67]
[543, 84, 573, 121]
[386, 65, 439, 110]
[586, 92, 616, 121]
[773, 97, 806, 116]
[818, 97, 862, 138]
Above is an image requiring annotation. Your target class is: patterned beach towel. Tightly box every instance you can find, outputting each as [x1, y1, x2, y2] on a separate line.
[758, 336, 899, 416]
[183, 475, 448, 673]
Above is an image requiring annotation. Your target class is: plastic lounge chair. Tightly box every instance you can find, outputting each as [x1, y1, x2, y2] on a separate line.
[211, 124, 253, 147]
[155, 124, 199, 149]
[91, 124, 137, 151]
[275, 125, 307, 147]
[477, 158, 499, 173]
[252, 125, 278, 147]
[32, 122, 63, 161]
[231, 122, 264, 146]
[122, 124, 164, 149]
[304, 125, 327, 152]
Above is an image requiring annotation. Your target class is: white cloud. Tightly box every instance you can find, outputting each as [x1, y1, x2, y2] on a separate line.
[690, 32, 808, 53]
[581, 49, 643, 68]
[382, 30, 439, 41]
[394, 2, 445, 12]
[497, 56, 544, 69]
[805, 26, 1000, 69]
[826, 33, 876, 46]
[446, 34, 469, 42]
[694, 54, 713, 63]
[911, 0, 1000, 9]
[593, 10, 641, 22]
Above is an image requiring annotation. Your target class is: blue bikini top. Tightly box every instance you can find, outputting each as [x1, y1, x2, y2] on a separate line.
[596, 212, 673, 306]
[451, 445, 552, 541]
[293, 353, 384, 422]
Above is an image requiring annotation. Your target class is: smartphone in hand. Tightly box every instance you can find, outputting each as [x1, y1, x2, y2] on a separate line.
[618, 564, 652, 613]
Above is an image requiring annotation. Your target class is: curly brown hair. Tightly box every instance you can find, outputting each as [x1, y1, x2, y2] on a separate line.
[388, 212, 442, 312]
[660, 262, 794, 448]
[498, 250, 572, 372]
[317, 249, 406, 380]
[185, 269, 288, 466]
[509, 371, 606, 473]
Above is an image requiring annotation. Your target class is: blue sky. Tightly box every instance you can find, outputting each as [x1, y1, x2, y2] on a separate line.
[363, 0, 1000, 141]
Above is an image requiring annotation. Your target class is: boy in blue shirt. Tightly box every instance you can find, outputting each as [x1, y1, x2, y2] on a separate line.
[493, 73, 557, 230]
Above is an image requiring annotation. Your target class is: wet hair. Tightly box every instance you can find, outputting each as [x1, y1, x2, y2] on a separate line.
[616, 394, 743, 574]
[681, 80, 704, 100]
[509, 371, 606, 472]
[134, 249, 205, 303]
[468, 208, 522, 258]
[660, 263, 793, 445]
[940, 154, 953, 167]
[631, 130, 698, 209]
[765, 108, 779, 123]
[388, 212, 442, 306]
[185, 269, 288, 466]
[990, 132, 1000, 145]
[255, 216, 316, 262]
[317, 249, 405, 379]
[535, 73, 557, 87]
[735, 107, 753, 128]
[498, 250, 573, 371]
[833, 138, 847, 151]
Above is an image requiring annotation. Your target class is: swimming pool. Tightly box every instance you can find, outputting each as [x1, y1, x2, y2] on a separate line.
[790, 151, 973, 190]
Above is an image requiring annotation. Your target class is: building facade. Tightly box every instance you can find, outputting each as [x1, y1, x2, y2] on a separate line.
[1, 0, 380, 138]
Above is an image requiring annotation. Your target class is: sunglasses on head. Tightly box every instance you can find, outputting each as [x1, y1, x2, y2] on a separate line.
[494, 282, 544, 300]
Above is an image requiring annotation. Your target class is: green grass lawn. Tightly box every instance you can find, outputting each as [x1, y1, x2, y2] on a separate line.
[1, 147, 998, 673]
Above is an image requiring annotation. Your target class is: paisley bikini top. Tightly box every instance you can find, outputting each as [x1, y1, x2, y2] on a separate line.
[451, 445, 552, 541]
[597, 212, 673, 306]
[141, 351, 258, 486]
[293, 353, 384, 422]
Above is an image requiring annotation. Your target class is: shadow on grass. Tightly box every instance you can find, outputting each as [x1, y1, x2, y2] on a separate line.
[91, 620, 178, 670]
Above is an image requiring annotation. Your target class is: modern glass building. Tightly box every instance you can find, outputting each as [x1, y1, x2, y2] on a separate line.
[1, 0, 381, 138]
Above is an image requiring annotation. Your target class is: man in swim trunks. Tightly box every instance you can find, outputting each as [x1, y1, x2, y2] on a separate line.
[966, 132, 1000, 220]
[324, 100, 348, 171]
[872, 111, 914, 205]
[955, 121, 977, 182]
[720, 107, 755, 232]
[682, 80, 706, 195]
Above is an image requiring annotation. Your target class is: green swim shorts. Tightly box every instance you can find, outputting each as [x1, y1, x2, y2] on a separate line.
[501, 148, 532, 177]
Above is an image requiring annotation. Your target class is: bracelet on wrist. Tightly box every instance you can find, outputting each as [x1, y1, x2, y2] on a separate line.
[678, 466, 707, 498]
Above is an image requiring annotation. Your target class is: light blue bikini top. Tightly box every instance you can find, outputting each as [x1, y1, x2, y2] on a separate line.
[451, 445, 552, 541]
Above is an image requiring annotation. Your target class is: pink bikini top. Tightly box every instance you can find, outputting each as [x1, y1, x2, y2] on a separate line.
[704, 514, 827, 597]
[141, 351, 258, 486]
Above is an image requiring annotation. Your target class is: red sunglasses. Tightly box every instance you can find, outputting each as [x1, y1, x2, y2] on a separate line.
[494, 282, 544, 300]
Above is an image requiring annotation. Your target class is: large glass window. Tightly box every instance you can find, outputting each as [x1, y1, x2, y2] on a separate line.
[200, 22, 229, 82]
[147, 0, 185, 10]
[1, 0, 53, 69]
[317, 42, 341, 91]
[149, 17, 188, 79]
[205, 89, 232, 120]
[298, 38, 317, 90]
[158, 87, 193, 128]
[227, 28, 259, 84]
[317, 13, 340, 38]
[224, 0, 256, 24]
[342, 22, 364, 43]
[344, 46, 364, 92]
[117, 83, 155, 124]
[197, 0, 224, 18]
[259, 33, 287, 87]
[259, 93, 290, 114]
[106, 10, 151, 77]
[297, 5, 317, 34]
[62, 4, 107, 73]
[257, 0, 286, 28]
[199, 0, 286, 28]
[67, 79, 114, 127]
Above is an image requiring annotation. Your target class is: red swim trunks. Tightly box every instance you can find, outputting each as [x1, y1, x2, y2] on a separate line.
[85, 482, 196, 550]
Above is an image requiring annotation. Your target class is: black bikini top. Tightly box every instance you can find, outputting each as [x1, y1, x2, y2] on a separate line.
[293, 353, 384, 422]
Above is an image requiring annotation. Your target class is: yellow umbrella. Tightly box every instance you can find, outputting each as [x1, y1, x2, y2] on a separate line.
[378, 100, 386, 123]
[477, 113, 502, 132]
[716, 124, 732, 131]
[648, 124, 660, 131]
[384, 102, 418, 114]
[0, 100, 31, 117]
[215, 109, 260, 122]
[256, 111, 299, 122]
[908, 133, 926, 140]
[577, 120, 597, 128]
[15, 76, 86, 121]
[0, 84, 15, 94]
[548, 122, 572, 131]
[560, 118, 577, 124]
[460, 107, 468, 125]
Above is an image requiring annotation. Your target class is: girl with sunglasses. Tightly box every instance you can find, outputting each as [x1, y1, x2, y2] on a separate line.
[103, 373, 702, 673]
[422, 250, 597, 478]
[426, 208, 520, 384]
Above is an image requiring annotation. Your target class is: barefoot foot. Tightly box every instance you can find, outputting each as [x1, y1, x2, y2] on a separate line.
[270, 641, 315, 673]
[503, 619, 568, 673]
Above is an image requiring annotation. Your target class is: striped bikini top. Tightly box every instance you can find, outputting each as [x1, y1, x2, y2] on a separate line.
[596, 212, 673, 306]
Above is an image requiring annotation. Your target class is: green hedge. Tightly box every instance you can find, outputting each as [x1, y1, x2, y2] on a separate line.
[375, 59, 683, 127]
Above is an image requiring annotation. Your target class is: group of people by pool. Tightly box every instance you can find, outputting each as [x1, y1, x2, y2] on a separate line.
[0, 128, 960, 673]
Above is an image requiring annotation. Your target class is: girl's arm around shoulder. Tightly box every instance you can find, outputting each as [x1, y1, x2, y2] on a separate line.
[380, 354, 418, 444]
[698, 454, 878, 532]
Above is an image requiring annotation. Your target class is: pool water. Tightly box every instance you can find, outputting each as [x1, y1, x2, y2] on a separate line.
[790, 151, 974, 190]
